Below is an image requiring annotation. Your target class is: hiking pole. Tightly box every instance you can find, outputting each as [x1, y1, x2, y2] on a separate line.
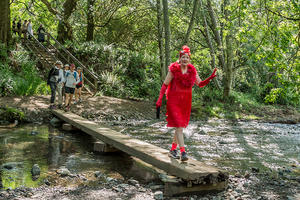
[156, 107, 160, 119]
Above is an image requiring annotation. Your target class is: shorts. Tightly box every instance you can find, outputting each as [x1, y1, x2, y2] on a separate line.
[65, 87, 75, 94]
[76, 84, 82, 89]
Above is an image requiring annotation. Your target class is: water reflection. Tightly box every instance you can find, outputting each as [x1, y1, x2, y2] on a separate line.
[1, 119, 299, 190]
[0, 124, 95, 189]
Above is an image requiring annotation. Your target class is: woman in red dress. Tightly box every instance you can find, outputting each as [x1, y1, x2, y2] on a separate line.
[156, 46, 217, 161]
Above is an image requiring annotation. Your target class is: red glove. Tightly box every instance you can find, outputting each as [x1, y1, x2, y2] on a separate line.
[198, 68, 217, 88]
[156, 83, 168, 108]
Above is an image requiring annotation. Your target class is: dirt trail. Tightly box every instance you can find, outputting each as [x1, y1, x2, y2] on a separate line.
[0, 94, 156, 122]
[0, 94, 299, 124]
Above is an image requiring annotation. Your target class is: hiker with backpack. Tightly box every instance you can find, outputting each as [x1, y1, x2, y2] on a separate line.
[37, 24, 45, 43]
[64, 64, 80, 111]
[47, 61, 64, 109]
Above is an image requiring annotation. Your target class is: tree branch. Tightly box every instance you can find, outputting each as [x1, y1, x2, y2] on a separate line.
[14, 0, 35, 16]
[40, 0, 59, 16]
[265, 6, 300, 21]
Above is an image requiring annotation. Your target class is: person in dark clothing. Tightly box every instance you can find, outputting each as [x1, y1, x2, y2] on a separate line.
[17, 19, 22, 37]
[12, 18, 17, 35]
[37, 24, 45, 43]
[47, 61, 63, 109]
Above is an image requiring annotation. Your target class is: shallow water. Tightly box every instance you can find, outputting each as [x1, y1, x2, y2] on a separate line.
[107, 119, 300, 175]
[0, 119, 299, 190]
[0, 124, 128, 189]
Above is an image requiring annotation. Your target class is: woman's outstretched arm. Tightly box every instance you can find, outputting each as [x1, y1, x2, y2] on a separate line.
[156, 71, 173, 108]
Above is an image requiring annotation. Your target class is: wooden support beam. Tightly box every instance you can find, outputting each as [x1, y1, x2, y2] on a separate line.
[62, 123, 78, 131]
[93, 140, 120, 153]
[162, 176, 227, 196]
[125, 156, 228, 196]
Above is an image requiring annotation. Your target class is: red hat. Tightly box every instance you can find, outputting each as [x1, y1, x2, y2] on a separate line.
[70, 63, 75, 68]
[179, 45, 191, 58]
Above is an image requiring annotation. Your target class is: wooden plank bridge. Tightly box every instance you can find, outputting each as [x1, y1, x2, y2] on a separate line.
[52, 109, 228, 195]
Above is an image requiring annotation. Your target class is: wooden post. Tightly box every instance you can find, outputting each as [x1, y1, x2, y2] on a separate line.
[62, 123, 78, 131]
[93, 140, 119, 153]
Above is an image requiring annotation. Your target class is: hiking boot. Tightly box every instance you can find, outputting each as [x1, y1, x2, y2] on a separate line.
[79, 98, 82, 103]
[168, 150, 180, 159]
[49, 105, 56, 109]
[180, 151, 188, 162]
[64, 105, 70, 112]
[74, 101, 77, 105]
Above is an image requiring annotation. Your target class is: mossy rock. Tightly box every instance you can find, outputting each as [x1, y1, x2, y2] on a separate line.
[0, 106, 25, 123]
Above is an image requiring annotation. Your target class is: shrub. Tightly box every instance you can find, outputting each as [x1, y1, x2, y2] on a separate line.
[0, 107, 25, 122]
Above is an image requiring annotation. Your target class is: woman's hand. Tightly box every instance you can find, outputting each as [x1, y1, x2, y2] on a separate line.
[209, 68, 217, 80]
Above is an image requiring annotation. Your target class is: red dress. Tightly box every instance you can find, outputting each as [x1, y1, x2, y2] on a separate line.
[166, 62, 197, 128]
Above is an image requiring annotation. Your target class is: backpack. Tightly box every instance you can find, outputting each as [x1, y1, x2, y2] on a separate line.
[47, 67, 59, 84]
[66, 71, 77, 79]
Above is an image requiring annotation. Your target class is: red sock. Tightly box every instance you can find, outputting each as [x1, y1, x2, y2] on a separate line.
[180, 146, 185, 153]
[170, 143, 177, 151]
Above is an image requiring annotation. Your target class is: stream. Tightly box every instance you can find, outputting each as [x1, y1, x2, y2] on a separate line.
[0, 119, 299, 199]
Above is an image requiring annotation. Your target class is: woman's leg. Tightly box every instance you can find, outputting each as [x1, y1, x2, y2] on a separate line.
[175, 127, 188, 161]
[69, 94, 74, 106]
[168, 129, 180, 159]
[175, 128, 184, 147]
[75, 88, 78, 102]
[172, 133, 178, 144]
[65, 93, 70, 106]
[78, 87, 82, 101]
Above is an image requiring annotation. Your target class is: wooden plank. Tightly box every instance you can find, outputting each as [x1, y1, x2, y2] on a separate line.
[52, 110, 228, 183]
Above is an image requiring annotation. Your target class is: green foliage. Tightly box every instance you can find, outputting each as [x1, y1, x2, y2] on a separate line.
[264, 88, 285, 104]
[0, 106, 25, 122]
[7, 0, 300, 109]
[70, 41, 160, 99]
[192, 89, 265, 120]
[99, 70, 124, 97]
[0, 63, 16, 96]
[12, 47, 50, 96]
[0, 45, 50, 97]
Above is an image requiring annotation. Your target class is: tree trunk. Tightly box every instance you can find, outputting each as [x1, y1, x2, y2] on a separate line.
[223, 33, 234, 98]
[57, 0, 77, 43]
[183, 0, 199, 45]
[86, 0, 95, 41]
[7, 1, 11, 44]
[223, 0, 234, 99]
[0, 0, 10, 46]
[199, 0, 221, 89]
[156, 0, 166, 80]
[162, 0, 171, 68]
[206, 0, 225, 70]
